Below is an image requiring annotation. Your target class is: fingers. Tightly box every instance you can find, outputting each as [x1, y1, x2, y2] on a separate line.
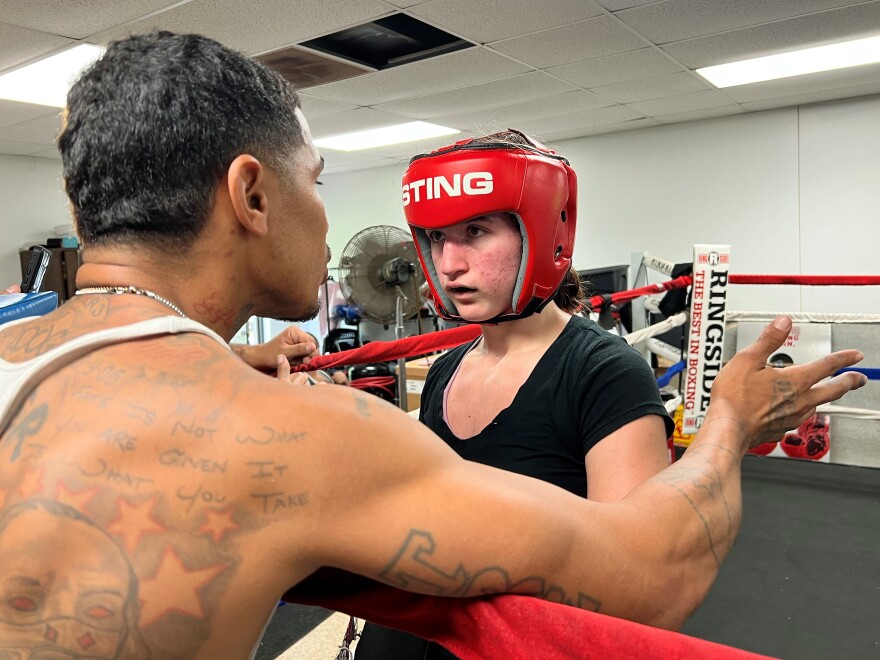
[741, 316, 792, 364]
[797, 349, 864, 384]
[806, 371, 869, 408]
[283, 327, 318, 350]
[276, 354, 291, 382]
[2, 284, 22, 294]
[276, 355, 314, 387]
[290, 373, 311, 386]
[283, 326, 312, 342]
[233, 344, 276, 370]
[278, 341, 318, 364]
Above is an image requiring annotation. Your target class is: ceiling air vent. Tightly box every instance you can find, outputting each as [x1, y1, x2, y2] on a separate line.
[299, 13, 474, 71]
[256, 45, 374, 89]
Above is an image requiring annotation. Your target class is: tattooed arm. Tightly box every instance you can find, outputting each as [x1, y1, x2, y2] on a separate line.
[292, 318, 865, 630]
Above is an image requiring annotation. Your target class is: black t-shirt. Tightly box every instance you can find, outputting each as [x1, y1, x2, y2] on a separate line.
[419, 315, 674, 498]
[357, 316, 676, 660]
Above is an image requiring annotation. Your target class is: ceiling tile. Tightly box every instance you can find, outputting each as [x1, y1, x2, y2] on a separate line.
[373, 72, 576, 119]
[662, 2, 880, 68]
[740, 84, 880, 112]
[364, 134, 466, 159]
[595, 0, 662, 10]
[490, 16, 646, 69]
[303, 47, 529, 105]
[92, 0, 393, 55]
[0, 112, 64, 145]
[432, 90, 614, 131]
[309, 108, 410, 138]
[547, 48, 684, 88]
[549, 116, 659, 140]
[0, 100, 61, 130]
[0, 1, 180, 40]
[626, 89, 736, 116]
[409, 0, 604, 44]
[515, 104, 644, 136]
[591, 71, 709, 103]
[0, 0, 879, 173]
[298, 94, 358, 119]
[617, 0, 864, 45]
[592, 117, 661, 132]
[724, 63, 880, 104]
[654, 106, 746, 123]
[324, 158, 402, 174]
[0, 22, 73, 74]
[0, 139, 48, 157]
[382, 0, 431, 6]
[320, 149, 400, 170]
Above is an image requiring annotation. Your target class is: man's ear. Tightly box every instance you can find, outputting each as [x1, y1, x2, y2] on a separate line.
[227, 154, 269, 237]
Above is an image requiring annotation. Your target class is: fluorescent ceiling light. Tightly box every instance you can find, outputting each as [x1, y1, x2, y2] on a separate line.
[314, 121, 459, 151]
[697, 35, 880, 88]
[0, 44, 104, 107]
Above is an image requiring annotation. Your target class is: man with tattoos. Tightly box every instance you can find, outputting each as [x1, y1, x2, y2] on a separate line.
[0, 31, 867, 659]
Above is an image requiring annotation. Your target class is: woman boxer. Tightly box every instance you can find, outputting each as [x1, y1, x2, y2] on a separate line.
[355, 130, 675, 659]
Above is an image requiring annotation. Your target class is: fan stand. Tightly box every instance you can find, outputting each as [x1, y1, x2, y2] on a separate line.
[336, 225, 427, 411]
[394, 285, 408, 412]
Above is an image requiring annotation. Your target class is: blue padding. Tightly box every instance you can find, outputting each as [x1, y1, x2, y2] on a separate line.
[655, 364, 879, 388]
[836, 367, 880, 380]
[656, 360, 686, 388]
[0, 291, 59, 326]
[653, 363, 877, 392]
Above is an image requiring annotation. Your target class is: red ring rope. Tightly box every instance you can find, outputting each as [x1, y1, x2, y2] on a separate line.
[729, 274, 880, 286]
[294, 273, 880, 372]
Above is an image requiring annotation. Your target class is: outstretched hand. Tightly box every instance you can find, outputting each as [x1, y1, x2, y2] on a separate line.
[2, 284, 22, 294]
[234, 325, 319, 371]
[707, 316, 867, 449]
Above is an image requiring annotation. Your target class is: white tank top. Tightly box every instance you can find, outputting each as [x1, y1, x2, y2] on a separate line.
[0, 316, 228, 444]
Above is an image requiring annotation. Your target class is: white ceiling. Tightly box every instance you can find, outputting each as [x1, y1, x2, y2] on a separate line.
[1, 0, 880, 172]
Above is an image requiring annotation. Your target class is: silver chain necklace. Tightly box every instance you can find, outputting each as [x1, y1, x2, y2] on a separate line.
[75, 285, 187, 318]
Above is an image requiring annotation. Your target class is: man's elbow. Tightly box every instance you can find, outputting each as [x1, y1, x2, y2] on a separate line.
[631, 565, 715, 631]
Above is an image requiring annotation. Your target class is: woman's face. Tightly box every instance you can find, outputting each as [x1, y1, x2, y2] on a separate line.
[428, 213, 522, 321]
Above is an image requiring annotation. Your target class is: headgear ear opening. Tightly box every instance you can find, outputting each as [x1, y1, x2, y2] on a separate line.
[402, 131, 577, 324]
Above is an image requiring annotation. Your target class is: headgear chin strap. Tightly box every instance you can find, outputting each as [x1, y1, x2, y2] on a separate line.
[403, 129, 577, 324]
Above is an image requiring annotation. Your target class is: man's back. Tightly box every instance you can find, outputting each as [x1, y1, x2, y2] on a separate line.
[0, 301, 325, 658]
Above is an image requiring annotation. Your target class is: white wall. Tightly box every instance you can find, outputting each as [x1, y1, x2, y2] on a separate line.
[3, 95, 878, 314]
[321, 94, 880, 315]
[0, 154, 70, 288]
[565, 108, 802, 313]
[798, 96, 880, 313]
[321, 159, 412, 264]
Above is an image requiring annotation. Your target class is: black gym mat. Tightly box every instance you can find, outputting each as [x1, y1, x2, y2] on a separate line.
[253, 604, 334, 659]
[682, 455, 880, 659]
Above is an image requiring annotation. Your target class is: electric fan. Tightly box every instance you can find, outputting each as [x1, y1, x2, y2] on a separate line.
[337, 225, 426, 409]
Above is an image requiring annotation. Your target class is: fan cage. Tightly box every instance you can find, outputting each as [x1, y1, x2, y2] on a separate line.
[338, 225, 425, 325]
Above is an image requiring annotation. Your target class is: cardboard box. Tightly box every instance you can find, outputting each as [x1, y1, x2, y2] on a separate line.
[404, 353, 443, 412]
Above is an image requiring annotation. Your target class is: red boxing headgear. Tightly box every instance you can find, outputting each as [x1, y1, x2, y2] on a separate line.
[403, 130, 577, 324]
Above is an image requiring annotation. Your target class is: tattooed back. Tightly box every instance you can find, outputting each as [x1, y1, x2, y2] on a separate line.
[0, 299, 336, 659]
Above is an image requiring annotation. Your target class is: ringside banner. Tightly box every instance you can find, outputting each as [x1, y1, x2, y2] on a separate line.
[683, 244, 730, 434]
